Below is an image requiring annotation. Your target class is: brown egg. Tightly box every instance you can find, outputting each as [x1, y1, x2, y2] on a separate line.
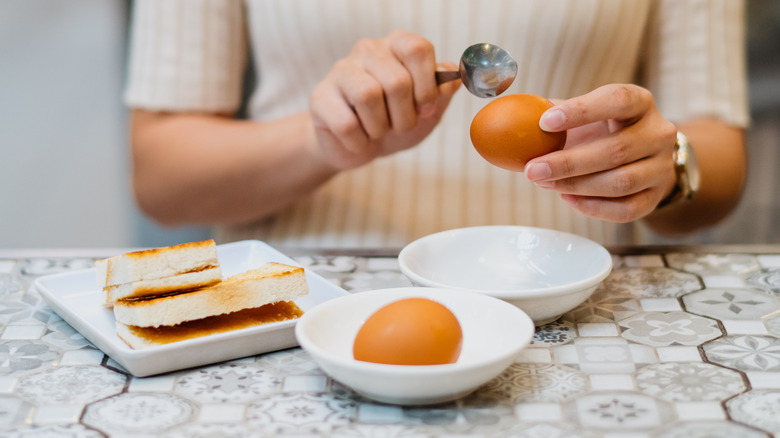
[353, 298, 463, 366]
[470, 94, 567, 172]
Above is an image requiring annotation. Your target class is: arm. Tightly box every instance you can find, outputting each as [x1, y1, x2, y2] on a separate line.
[130, 30, 460, 227]
[130, 110, 335, 226]
[639, 0, 748, 234]
[642, 117, 746, 235]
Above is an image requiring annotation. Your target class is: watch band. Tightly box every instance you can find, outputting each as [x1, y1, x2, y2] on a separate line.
[656, 131, 700, 209]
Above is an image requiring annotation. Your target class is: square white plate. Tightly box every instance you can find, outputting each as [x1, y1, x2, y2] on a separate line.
[34, 240, 350, 377]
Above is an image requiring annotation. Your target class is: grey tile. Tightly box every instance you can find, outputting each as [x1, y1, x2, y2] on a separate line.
[619, 311, 722, 347]
[703, 335, 780, 372]
[83, 393, 196, 435]
[636, 363, 745, 402]
[725, 390, 780, 435]
[682, 288, 780, 320]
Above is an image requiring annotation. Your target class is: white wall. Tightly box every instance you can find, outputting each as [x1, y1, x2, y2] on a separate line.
[0, 0, 208, 249]
[0, 1, 131, 248]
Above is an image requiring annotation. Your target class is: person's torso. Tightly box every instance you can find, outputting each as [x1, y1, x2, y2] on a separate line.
[220, 0, 653, 248]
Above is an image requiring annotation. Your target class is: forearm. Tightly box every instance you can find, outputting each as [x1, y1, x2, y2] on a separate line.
[643, 117, 746, 235]
[131, 110, 338, 226]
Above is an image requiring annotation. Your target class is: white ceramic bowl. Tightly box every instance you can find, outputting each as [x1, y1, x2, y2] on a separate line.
[398, 226, 612, 325]
[295, 287, 534, 405]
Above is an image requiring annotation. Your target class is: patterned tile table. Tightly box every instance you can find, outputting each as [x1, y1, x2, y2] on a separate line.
[1, 248, 779, 437]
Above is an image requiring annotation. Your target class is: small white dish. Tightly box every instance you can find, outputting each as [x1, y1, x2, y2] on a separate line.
[398, 226, 612, 324]
[295, 287, 534, 405]
[35, 240, 349, 377]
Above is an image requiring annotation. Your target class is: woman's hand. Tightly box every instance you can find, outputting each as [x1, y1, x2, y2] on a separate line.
[524, 84, 678, 223]
[309, 30, 460, 170]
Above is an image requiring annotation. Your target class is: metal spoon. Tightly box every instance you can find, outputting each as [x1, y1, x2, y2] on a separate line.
[436, 43, 517, 98]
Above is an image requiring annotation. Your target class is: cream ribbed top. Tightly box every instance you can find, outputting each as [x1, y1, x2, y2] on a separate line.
[125, 0, 749, 249]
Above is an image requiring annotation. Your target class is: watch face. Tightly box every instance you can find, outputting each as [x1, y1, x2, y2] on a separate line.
[658, 132, 699, 208]
[676, 132, 700, 196]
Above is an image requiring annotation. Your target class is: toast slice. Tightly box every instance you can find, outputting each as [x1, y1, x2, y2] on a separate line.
[115, 301, 304, 349]
[96, 239, 219, 288]
[103, 266, 222, 303]
[113, 262, 308, 328]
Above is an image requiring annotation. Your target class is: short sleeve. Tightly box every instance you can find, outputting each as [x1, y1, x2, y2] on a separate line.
[642, 0, 750, 127]
[123, 0, 247, 114]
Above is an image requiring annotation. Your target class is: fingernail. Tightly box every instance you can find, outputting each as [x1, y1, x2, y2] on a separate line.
[524, 162, 551, 181]
[539, 108, 566, 131]
[418, 103, 436, 118]
[535, 180, 554, 189]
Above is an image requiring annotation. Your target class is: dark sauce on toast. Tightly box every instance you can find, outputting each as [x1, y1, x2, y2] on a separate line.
[125, 301, 303, 345]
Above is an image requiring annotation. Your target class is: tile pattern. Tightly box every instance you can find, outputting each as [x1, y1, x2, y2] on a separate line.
[726, 390, 780, 434]
[83, 392, 197, 435]
[635, 363, 745, 401]
[553, 337, 658, 374]
[746, 268, 780, 294]
[682, 287, 780, 320]
[703, 335, 780, 371]
[619, 311, 722, 346]
[531, 320, 577, 346]
[602, 267, 702, 298]
[653, 420, 768, 438]
[0, 250, 778, 437]
[565, 391, 675, 431]
[563, 287, 643, 322]
[174, 363, 282, 403]
[15, 365, 126, 404]
[666, 253, 761, 276]
[475, 362, 589, 403]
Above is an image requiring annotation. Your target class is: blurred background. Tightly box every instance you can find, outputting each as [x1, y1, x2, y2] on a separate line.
[1, 0, 778, 249]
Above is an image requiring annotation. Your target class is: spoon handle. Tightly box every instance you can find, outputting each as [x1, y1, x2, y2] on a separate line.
[435, 71, 461, 84]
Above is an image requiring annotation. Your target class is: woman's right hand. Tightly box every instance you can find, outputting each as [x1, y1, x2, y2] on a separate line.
[309, 30, 461, 170]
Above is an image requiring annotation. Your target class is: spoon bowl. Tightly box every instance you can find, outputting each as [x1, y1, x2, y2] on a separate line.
[437, 43, 517, 98]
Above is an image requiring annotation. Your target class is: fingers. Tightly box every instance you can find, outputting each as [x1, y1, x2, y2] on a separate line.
[330, 57, 393, 139]
[559, 190, 660, 224]
[344, 30, 439, 133]
[527, 82, 677, 183]
[386, 30, 439, 117]
[526, 122, 677, 222]
[347, 38, 417, 133]
[525, 83, 679, 223]
[310, 78, 370, 155]
[538, 154, 668, 198]
[550, 153, 671, 223]
[526, 119, 674, 180]
[310, 30, 460, 169]
[540, 84, 654, 132]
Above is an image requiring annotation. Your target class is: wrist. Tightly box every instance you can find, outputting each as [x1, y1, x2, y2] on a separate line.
[299, 113, 342, 175]
[656, 131, 700, 209]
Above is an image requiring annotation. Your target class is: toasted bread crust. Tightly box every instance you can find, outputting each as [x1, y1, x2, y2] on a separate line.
[116, 301, 303, 349]
[121, 240, 216, 260]
[113, 262, 308, 328]
[97, 239, 218, 288]
[104, 266, 222, 303]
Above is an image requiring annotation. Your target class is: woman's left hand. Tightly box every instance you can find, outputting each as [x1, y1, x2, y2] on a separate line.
[523, 83, 678, 223]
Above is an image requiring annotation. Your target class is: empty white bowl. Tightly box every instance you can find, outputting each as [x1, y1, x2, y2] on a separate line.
[398, 226, 612, 325]
[295, 287, 534, 405]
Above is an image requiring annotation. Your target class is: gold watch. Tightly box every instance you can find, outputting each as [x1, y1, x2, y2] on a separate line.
[657, 131, 700, 209]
